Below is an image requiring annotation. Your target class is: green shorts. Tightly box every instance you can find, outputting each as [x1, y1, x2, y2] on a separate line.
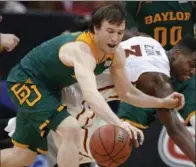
[118, 76, 196, 128]
[117, 102, 156, 129]
[6, 64, 70, 154]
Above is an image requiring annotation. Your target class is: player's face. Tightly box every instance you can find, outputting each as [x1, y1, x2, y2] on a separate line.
[94, 20, 125, 54]
[172, 51, 195, 81]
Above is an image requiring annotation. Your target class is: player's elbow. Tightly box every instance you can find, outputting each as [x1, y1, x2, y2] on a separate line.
[118, 92, 130, 103]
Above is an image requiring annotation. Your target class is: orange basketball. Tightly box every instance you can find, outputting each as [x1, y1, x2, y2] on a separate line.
[90, 124, 132, 167]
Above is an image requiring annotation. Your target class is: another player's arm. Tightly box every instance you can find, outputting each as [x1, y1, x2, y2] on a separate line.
[59, 42, 122, 125]
[110, 47, 176, 109]
[148, 74, 196, 164]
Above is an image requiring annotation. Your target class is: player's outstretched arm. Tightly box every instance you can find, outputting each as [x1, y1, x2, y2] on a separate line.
[110, 47, 184, 109]
[59, 42, 122, 125]
[59, 42, 144, 142]
[148, 74, 196, 164]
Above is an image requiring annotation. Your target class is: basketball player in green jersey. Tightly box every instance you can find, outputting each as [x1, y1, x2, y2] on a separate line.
[125, 1, 195, 50]
[0, 4, 185, 167]
[125, 1, 196, 140]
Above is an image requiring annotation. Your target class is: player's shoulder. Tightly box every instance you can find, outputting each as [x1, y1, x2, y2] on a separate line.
[120, 36, 162, 48]
[61, 40, 90, 51]
[59, 40, 96, 67]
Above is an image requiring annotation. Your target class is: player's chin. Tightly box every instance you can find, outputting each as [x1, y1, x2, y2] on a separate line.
[105, 45, 116, 54]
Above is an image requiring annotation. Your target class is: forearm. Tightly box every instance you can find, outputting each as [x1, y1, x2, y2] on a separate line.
[84, 91, 122, 125]
[159, 109, 196, 164]
[121, 85, 163, 108]
[167, 123, 195, 163]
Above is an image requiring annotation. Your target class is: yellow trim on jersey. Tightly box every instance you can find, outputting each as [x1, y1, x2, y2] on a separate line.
[57, 105, 65, 112]
[121, 119, 148, 129]
[40, 130, 45, 137]
[37, 148, 48, 154]
[58, 31, 114, 65]
[12, 139, 29, 148]
[39, 120, 50, 130]
[184, 111, 196, 125]
[76, 31, 99, 63]
[76, 31, 114, 64]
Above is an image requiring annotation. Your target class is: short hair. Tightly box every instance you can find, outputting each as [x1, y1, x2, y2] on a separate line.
[89, 3, 127, 33]
[175, 37, 196, 57]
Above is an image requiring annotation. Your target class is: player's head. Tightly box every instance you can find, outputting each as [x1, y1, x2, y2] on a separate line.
[170, 37, 196, 81]
[89, 3, 126, 54]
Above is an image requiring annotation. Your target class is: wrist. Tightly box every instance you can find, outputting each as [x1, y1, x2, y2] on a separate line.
[156, 97, 164, 108]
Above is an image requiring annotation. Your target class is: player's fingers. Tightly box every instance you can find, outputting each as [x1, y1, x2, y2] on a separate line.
[132, 128, 138, 140]
[137, 129, 144, 145]
[175, 95, 185, 110]
[6, 45, 15, 52]
[130, 128, 139, 148]
[123, 126, 133, 140]
[14, 36, 20, 43]
[127, 129, 133, 140]
[172, 92, 184, 100]
[170, 98, 179, 107]
[6, 40, 18, 52]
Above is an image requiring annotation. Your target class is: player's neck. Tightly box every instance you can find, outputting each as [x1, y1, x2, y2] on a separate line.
[94, 36, 107, 63]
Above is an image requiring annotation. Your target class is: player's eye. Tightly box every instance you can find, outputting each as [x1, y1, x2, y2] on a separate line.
[108, 30, 114, 34]
[118, 31, 124, 35]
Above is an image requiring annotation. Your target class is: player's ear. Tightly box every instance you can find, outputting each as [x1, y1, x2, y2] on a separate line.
[94, 24, 101, 34]
[174, 49, 181, 58]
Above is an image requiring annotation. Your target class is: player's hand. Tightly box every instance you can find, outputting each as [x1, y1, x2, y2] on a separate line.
[161, 92, 185, 110]
[0, 33, 20, 52]
[119, 121, 144, 148]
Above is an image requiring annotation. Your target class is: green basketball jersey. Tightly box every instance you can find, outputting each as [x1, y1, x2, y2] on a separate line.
[126, 1, 195, 50]
[16, 31, 114, 90]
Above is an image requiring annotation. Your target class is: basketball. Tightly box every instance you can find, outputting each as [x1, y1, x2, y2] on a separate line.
[90, 124, 132, 167]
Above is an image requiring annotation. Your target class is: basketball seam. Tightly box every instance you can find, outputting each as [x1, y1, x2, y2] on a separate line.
[111, 127, 130, 158]
[90, 145, 109, 156]
[109, 124, 116, 154]
[99, 126, 118, 164]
